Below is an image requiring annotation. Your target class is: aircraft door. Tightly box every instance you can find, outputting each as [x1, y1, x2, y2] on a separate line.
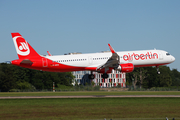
[88, 56, 93, 65]
[42, 58, 48, 67]
[159, 52, 163, 60]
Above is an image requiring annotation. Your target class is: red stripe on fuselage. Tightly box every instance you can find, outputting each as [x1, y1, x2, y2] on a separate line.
[15, 58, 97, 72]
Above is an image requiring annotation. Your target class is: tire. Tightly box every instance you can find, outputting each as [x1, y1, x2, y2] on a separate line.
[88, 74, 95, 79]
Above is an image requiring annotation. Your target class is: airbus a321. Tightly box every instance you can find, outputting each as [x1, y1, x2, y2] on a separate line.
[11, 33, 175, 79]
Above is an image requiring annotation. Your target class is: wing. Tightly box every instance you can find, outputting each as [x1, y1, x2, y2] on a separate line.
[96, 44, 120, 73]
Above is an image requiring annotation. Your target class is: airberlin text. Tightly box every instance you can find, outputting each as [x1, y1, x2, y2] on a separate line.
[123, 52, 158, 61]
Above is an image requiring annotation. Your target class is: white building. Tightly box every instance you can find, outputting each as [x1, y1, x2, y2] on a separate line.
[72, 70, 126, 87]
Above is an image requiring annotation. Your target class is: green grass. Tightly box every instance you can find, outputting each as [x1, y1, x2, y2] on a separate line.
[0, 98, 180, 120]
[0, 91, 180, 97]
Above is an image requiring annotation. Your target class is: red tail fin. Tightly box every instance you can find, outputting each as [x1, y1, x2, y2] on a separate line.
[11, 33, 41, 59]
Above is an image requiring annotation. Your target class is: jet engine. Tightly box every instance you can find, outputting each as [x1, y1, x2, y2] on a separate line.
[116, 63, 134, 73]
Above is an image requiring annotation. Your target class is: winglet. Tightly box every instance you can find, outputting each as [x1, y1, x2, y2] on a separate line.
[108, 44, 115, 53]
[47, 51, 52, 56]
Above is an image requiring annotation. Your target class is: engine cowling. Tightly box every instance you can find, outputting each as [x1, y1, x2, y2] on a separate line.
[116, 63, 134, 73]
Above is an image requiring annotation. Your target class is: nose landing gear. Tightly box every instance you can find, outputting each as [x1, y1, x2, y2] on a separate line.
[156, 66, 160, 74]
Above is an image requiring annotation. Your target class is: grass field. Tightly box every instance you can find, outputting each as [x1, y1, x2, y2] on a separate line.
[0, 91, 180, 120]
[0, 97, 180, 120]
[0, 91, 180, 97]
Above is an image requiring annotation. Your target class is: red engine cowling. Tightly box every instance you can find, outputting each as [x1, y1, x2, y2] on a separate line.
[117, 63, 134, 73]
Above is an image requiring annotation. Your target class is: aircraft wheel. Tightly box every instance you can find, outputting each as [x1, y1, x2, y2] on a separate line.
[88, 74, 95, 79]
[156, 66, 160, 74]
[102, 73, 109, 79]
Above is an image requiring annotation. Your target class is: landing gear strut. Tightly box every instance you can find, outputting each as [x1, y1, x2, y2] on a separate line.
[156, 66, 160, 74]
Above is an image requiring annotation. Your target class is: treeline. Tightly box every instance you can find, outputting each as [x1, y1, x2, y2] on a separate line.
[0, 63, 74, 92]
[126, 66, 180, 89]
[1, 63, 180, 92]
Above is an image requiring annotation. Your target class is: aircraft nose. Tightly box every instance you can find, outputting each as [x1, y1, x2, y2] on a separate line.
[171, 56, 175, 62]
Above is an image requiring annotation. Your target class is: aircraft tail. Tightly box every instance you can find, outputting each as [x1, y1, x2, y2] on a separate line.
[11, 33, 41, 59]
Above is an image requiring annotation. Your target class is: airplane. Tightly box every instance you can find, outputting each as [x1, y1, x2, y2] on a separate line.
[11, 33, 175, 79]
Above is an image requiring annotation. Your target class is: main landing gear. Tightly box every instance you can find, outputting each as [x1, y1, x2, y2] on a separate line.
[88, 74, 95, 79]
[156, 66, 160, 74]
[88, 73, 109, 80]
[101, 73, 109, 79]
[88, 71, 95, 79]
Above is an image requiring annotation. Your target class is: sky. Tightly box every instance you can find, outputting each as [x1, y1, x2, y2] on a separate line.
[0, 0, 180, 70]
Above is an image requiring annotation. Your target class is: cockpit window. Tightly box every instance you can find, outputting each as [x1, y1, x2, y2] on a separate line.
[166, 53, 170, 55]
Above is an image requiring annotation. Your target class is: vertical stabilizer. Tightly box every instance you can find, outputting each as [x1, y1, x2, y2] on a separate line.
[11, 33, 41, 59]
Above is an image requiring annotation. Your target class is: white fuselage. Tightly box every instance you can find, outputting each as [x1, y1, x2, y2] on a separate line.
[45, 49, 175, 69]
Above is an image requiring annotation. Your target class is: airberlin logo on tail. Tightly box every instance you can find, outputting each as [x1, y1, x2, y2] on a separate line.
[13, 36, 30, 56]
[123, 52, 158, 61]
[18, 42, 28, 51]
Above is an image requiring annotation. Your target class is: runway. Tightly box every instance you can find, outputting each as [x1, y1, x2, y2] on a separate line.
[1, 95, 180, 99]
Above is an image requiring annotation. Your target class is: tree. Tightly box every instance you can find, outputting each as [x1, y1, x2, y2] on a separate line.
[16, 81, 36, 90]
[139, 68, 148, 89]
[171, 69, 180, 86]
[126, 66, 173, 89]
[158, 66, 172, 87]
[0, 63, 17, 91]
[0, 63, 75, 91]
[132, 70, 138, 89]
[143, 67, 159, 88]
[126, 68, 139, 89]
